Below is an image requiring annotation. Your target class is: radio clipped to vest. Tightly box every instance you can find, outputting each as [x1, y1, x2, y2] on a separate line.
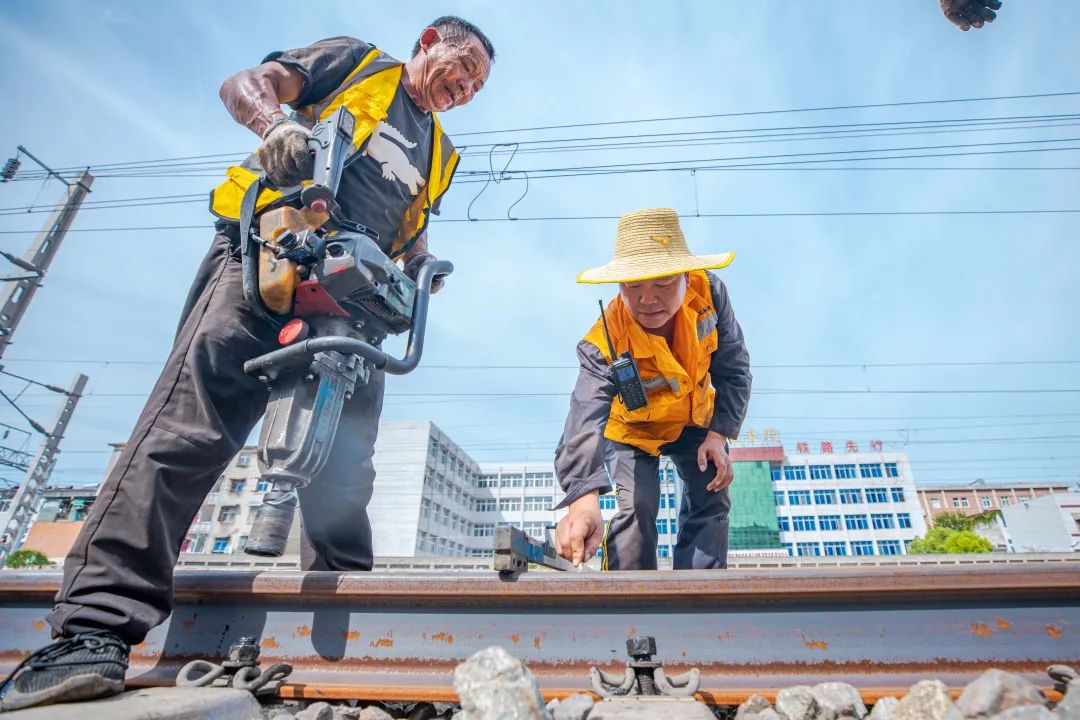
[598, 300, 648, 411]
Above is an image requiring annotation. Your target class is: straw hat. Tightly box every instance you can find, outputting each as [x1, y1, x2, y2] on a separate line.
[576, 208, 734, 284]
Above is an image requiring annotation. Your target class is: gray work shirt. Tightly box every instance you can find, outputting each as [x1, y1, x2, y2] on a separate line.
[554, 272, 752, 508]
[267, 37, 448, 255]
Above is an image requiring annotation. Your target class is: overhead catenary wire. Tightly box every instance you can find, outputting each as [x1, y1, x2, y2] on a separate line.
[458, 116, 1080, 157]
[12, 135, 1080, 186]
[449, 90, 1080, 137]
[3, 93, 1079, 483]
[10, 111, 1080, 183]
[3, 205, 1080, 236]
[3, 132, 1080, 228]
[10, 92, 1080, 179]
[3, 357, 1078, 369]
[454, 135, 1080, 176]
[9, 386, 1080, 398]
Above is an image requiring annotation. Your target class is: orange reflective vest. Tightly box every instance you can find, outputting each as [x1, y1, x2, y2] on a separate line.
[582, 271, 719, 456]
[208, 46, 459, 259]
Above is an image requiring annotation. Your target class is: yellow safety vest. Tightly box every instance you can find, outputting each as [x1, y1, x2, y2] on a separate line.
[582, 271, 719, 456]
[208, 47, 460, 258]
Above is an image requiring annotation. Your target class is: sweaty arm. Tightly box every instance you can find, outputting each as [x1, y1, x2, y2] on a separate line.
[554, 342, 617, 509]
[706, 272, 752, 440]
[218, 61, 305, 138]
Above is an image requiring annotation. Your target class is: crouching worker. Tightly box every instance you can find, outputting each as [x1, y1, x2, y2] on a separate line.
[553, 208, 752, 570]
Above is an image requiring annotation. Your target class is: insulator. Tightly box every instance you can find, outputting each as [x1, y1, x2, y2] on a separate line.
[0, 157, 20, 182]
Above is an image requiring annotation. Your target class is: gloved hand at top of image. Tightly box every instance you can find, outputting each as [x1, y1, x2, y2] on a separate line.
[257, 120, 314, 188]
[941, 0, 1002, 30]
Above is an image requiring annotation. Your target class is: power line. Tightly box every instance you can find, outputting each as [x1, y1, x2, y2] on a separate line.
[3, 205, 1080, 236]
[8, 138, 1080, 191]
[460, 118, 1080, 158]
[449, 211, 1080, 223]
[452, 143, 1080, 184]
[12, 100, 1080, 179]
[0, 195, 205, 217]
[458, 135, 1080, 175]
[749, 419, 1080, 436]
[747, 413, 1080, 421]
[451, 91, 1080, 137]
[464, 112, 1080, 149]
[11, 165, 1079, 186]
[3, 358, 1078, 369]
[9, 386, 1080, 399]
[13, 112, 1079, 183]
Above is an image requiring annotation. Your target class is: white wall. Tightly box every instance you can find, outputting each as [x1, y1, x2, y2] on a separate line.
[1000, 493, 1080, 553]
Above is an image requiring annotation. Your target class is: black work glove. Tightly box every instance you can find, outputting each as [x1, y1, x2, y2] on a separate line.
[941, 0, 1001, 30]
[403, 251, 447, 294]
[257, 120, 314, 188]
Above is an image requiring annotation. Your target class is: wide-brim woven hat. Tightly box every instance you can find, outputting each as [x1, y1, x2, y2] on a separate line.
[576, 208, 734, 284]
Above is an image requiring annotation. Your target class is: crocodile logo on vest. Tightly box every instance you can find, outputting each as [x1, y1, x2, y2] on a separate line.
[363, 120, 426, 196]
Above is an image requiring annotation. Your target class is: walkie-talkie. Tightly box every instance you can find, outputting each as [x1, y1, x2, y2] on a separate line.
[598, 300, 648, 411]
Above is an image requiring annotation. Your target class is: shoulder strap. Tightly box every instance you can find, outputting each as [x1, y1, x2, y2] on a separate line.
[239, 178, 283, 328]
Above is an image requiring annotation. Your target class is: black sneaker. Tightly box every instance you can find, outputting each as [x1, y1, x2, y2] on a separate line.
[0, 630, 128, 712]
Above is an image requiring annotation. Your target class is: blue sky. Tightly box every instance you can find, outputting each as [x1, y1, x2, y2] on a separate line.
[0, 1, 1078, 491]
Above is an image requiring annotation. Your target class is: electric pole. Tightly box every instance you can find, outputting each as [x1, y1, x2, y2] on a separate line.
[0, 374, 86, 565]
[0, 150, 93, 360]
[0, 148, 93, 564]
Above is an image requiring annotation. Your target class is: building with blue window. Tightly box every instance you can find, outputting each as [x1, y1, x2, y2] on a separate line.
[132, 425, 931, 567]
[735, 442, 927, 557]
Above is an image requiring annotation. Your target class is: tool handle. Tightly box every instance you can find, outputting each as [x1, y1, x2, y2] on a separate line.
[243, 260, 453, 376]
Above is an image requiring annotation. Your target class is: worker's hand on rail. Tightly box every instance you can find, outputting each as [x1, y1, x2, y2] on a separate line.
[555, 491, 604, 567]
[698, 431, 734, 492]
[941, 0, 1001, 30]
[258, 121, 315, 188]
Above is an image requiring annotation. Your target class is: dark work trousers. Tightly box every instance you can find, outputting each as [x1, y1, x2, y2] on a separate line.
[46, 226, 385, 644]
[601, 426, 730, 571]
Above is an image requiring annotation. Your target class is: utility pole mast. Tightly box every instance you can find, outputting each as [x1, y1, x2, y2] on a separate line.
[0, 374, 86, 565]
[0, 150, 93, 360]
[0, 149, 93, 564]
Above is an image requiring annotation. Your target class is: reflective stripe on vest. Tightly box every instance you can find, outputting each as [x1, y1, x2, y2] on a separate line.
[208, 47, 459, 257]
[641, 375, 681, 394]
[697, 311, 718, 340]
[581, 271, 718, 456]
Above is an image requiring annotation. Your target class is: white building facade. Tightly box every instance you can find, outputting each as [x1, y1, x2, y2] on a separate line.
[170, 421, 679, 563]
[771, 450, 928, 557]
[471, 458, 680, 560]
[137, 428, 932, 564]
[998, 492, 1080, 553]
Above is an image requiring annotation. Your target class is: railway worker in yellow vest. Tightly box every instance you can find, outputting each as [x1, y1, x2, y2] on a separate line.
[553, 208, 752, 570]
[1, 17, 494, 712]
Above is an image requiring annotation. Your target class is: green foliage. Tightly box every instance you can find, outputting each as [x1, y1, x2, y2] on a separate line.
[909, 527, 992, 554]
[909, 526, 953, 553]
[933, 510, 1002, 532]
[4, 549, 52, 568]
[933, 511, 974, 531]
[943, 531, 993, 554]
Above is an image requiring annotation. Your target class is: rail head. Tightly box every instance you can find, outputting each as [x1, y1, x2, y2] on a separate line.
[3, 563, 1079, 606]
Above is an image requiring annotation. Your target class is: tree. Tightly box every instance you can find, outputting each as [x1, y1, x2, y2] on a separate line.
[909, 526, 992, 554]
[943, 531, 993, 554]
[4, 549, 52, 568]
[909, 527, 953, 554]
[933, 510, 1001, 532]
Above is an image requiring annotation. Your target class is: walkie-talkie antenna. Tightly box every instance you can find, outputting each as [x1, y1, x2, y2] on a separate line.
[598, 300, 618, 362]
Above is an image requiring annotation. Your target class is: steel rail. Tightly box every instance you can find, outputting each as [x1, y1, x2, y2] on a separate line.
[1, 565, 1077, 704]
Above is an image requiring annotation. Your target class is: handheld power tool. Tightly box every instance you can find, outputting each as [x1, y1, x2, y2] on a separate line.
[239, 107, 452, 557]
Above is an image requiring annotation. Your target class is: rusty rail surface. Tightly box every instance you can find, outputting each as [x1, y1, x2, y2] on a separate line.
[1, 564, 1078, 703]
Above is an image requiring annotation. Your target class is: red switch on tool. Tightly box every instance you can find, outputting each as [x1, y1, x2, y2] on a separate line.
[278, 318, 309, 345]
